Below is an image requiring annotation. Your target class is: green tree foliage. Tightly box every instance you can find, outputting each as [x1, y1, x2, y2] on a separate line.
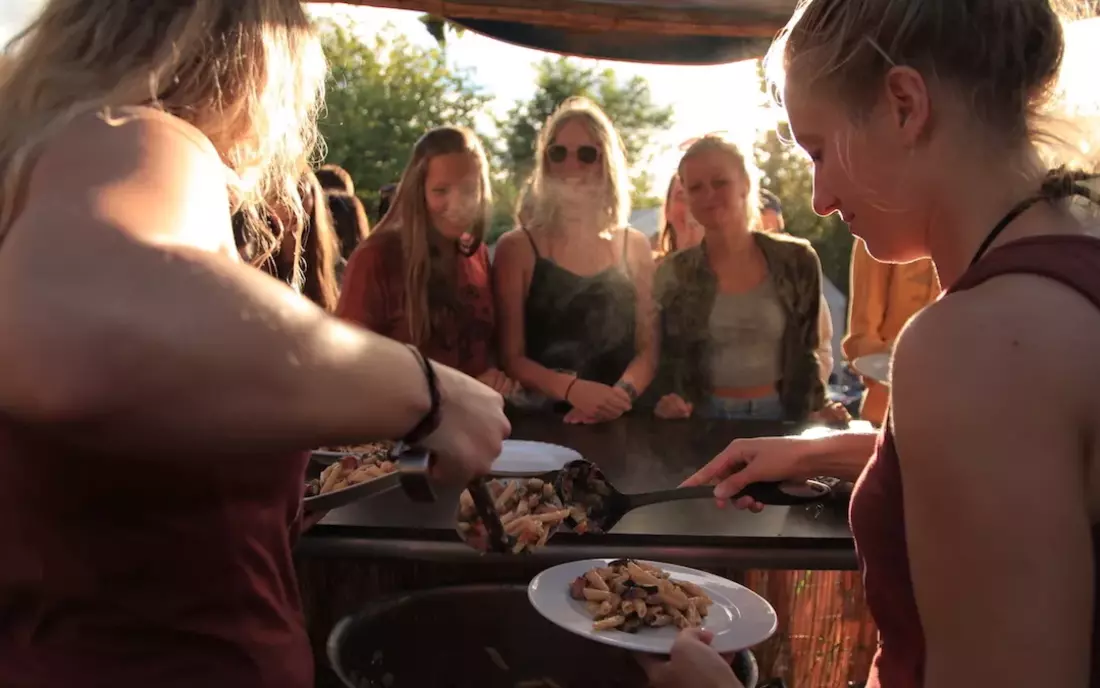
[751, 62, 853, 295]
[317, 22, 490, 219]
[495, 57, 674, 215]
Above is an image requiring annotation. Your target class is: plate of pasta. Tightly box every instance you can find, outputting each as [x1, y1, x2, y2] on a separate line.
[528, 558, 777, 654]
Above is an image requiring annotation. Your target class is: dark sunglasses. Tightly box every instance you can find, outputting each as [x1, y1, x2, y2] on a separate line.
[547, 144, 599, 165]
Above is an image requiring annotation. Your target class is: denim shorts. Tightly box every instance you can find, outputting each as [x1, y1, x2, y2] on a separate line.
[698, 394, 785, 421]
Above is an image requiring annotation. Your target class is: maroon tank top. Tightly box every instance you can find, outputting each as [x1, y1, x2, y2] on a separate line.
[849, 234, 1100, 688]
[0, 421, 313, 687]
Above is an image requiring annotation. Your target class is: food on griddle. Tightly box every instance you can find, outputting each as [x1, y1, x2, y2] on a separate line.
[321, 441, 394, 456]
[305, 442, 396, 497]
[456, 478, 569, 554]
[569, 559, 712, 633]
[557, 462, 612, 534]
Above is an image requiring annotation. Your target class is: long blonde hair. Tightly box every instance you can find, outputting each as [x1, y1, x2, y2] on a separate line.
[0, 0, 326, 258]
[372, 126, 493, 347]
[527, 97, 632, 235]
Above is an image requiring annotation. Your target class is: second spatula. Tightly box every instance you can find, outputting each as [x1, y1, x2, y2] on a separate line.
[555, 459, 830, 533]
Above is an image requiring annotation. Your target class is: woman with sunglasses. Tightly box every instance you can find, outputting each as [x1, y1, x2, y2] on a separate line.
[495, 96, 658, 424]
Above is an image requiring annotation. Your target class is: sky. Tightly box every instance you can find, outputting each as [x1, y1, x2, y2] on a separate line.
[3, 2, 1099, 194]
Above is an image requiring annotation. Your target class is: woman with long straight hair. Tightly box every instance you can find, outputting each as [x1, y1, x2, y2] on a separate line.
[298, 169, 341, 312]
[0, 2, 508, 686]
[337, 126, 518, 395]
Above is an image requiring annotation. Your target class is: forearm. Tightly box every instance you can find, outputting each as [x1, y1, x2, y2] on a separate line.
[618, 338, 658, 396]
[800, 430, 879, 482]
[0, 238, 430, 456]
[816, 341, 834, 384]
[503, 355, 575, 401]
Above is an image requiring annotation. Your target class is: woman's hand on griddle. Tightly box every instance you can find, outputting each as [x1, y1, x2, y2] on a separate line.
[681, 436, 817, 512]
[421, 363, 511, 482]
[635, 629, 743, 688]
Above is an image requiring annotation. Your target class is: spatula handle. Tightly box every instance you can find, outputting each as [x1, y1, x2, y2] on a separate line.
[628, 485, 717, 508]
[737, 479, 831, 505]
[629, 479, 831, 508]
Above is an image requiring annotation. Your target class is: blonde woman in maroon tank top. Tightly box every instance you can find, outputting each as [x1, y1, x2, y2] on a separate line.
[640, 2, 1100, 688]
[0, 3, 509, 687]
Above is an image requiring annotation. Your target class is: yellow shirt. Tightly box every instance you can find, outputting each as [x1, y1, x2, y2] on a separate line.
[842, 239, 940, 425]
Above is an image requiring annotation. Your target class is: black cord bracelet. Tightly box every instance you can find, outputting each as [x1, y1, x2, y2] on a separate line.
[564, 375, 579, 402]
[400, 344, 441, 446]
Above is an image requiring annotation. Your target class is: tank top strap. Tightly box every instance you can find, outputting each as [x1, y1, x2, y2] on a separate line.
[949, 235, 1100, 312]
[521, 227, 541, 259]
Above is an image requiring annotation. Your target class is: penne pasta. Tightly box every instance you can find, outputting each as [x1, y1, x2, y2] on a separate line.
[456, 478, 568, 554]
[592, 615, 625, 631]
[675, 579, 711, 602]
[570, 560, 713, 634]
[585, 570, 610, 591]
[582, 588, 611, 601]
[305, 443, 397, 498]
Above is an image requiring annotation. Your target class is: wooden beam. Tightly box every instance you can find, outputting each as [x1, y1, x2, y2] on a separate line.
[315, 0, 796, 38]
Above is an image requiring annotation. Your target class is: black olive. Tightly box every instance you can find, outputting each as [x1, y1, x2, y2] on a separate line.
[622, 617, 643, 633]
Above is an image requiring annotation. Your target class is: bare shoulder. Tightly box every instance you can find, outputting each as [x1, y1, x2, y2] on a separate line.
[622, 225, 651, 248]
[622, 226, 656, 271]
[22, 107, 231, 249]
[492, 228, 536, 270]
[892, 271, 1095, 688]
[892, 270, 1100, 469]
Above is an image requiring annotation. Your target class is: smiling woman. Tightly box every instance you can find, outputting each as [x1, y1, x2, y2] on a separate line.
[649, 135, 829, 424]
[336, 126, 520, 394]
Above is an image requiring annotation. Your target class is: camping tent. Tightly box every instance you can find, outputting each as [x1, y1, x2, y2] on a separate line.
[319, 0, 800, 63]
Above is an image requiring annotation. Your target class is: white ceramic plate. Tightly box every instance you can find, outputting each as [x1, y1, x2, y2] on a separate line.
[851, 352, 891, 386]
[528, 558, 777, 655]
[490, 440, 582, 475]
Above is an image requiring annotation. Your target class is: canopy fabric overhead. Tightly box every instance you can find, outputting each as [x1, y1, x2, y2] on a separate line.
[320, 0, 800, 64]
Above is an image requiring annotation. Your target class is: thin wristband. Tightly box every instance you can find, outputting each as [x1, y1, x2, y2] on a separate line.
[400, 344, 441, 445]
[563, 375, 579, 402]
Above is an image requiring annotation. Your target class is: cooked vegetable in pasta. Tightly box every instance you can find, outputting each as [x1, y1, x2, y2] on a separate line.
[321, 441, 394, 456]
[305, 443, 396, 497]
[456, 478, 569, 554]
[568, 559, 712, 633]
[557, 460, 611, 534]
